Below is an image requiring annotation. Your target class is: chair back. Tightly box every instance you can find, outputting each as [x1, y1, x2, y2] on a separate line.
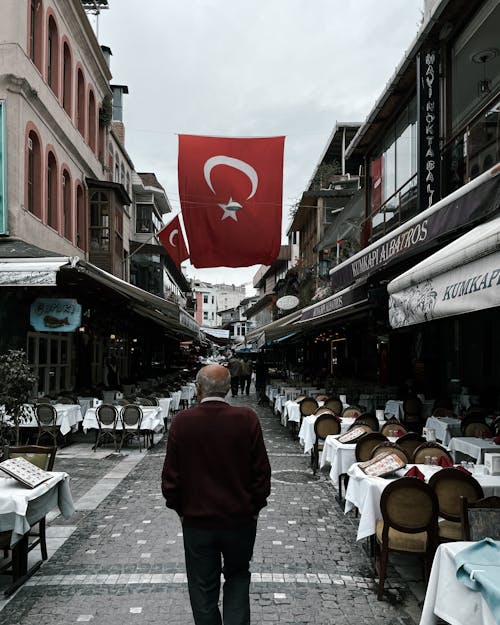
[354, 412, 379, 432]
[371, 441, 409, 464]
[380, 420, 407, 437]
[315, 394, 330, 403]
[314, 407, 336, 418]
[121, 404, 143, 428]
[313, 414, 341, 440]
[7, 445, 56, 471]
[342, 405, 362, 419]
[428, 468, 484, 521]
[381, 477, 439, 536]
[96, 404, 119, 427]
[299, 397, 318, 417]
[35, 403, 57, 426]
[463, 421, 492, 438]
[412, 442, 453, 464]
[397, 433, 426, 459]
[461, 495, 500, 541]
[324, 397, 343, 415]
[147, 396, 160, 406]
[355, 432, 388, 462]
[36, 396, 53, 404]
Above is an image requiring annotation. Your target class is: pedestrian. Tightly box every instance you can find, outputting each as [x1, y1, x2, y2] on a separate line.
[161, 364, 271, 625]
[104, 356, 119, 388]
[227, 353, 243, 397]
[239, 358, 253, 396]
[254, 355, 268, 405]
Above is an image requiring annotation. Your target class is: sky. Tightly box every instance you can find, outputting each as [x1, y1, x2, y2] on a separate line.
[93, 0, 424, 291]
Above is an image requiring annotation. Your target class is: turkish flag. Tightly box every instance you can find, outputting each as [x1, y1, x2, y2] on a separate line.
[178, 134, 285, 268]
[158, 214, 189, 268]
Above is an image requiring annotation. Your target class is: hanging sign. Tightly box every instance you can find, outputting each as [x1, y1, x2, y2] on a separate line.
[30, 298, 82, 332]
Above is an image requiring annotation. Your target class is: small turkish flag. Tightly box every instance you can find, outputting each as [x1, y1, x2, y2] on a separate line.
[158, 215, 189, 268]
[178, 134, 285, 268]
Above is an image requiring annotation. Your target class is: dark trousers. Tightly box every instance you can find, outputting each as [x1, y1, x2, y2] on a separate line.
[239, 375, 251, 395]
[182, 521, 257, 625]
[230, 377, 240, 397]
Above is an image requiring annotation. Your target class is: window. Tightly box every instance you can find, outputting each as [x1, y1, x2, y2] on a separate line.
[29, 0, 43, 72]
[203, 311, 208, 320]
[62, 169, 71, 240]
[27, 331, 71, 396]
[27, 130, 42, 218]
[203, 294, 209, 304]
[62, 42, 72, 115]
[47, 15, 59, 96]
[76, 184, 85, 250]
[46, 151, 58, 229]
[90, 190, 110, 250]
[136, 203, 153, 233]
[88, 89, 96, 152]
[76, 69, 85, 136]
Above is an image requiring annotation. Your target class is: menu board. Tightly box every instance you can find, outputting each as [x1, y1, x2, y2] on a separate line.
[0, 457, 52, 488]
[338, 426, 368, 444]
[358, 451, 406, 477]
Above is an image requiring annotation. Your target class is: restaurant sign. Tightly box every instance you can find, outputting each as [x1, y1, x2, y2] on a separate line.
[300, 284, 367, 322]
[30, 298, 82, 332]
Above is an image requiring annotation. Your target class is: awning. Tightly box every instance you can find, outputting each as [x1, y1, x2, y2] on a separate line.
[245, 308, 303, 345]
[388, 215, 500, 328]
[298, 283, 368, 325]
[0, 257, 71, 286]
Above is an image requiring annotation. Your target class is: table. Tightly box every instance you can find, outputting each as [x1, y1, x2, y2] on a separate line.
[419, 541, 497, 625]
[158, 397, 173, 423]
[298, 414, 385, 455]
[424, 415, 462, 445]
[170, 390, 182, 412]
[384, 399, 404, 419]
[448, 437, 500, 463]
[0, 472, 74, 592]
[21, 404, 84, 436]
[77, 397, 102, 417]
[83, 405, 163, 434]
[344, 463, 500, 541]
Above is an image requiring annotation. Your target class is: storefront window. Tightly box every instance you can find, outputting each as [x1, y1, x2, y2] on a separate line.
[90, 190, 110, 250]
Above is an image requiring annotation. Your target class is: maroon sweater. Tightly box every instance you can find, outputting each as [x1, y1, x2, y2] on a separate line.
[161, 400, 271, 527]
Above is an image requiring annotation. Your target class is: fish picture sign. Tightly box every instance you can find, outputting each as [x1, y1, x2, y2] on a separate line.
[30, 298, 82, 332]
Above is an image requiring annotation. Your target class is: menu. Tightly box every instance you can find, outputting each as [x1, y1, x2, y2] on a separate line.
[338, 426, 368, 444]
[0, 457, 52, 488]
[358, 451, 406, 477]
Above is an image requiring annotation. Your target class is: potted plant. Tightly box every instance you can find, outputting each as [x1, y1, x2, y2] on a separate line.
[0, 349, 37, 446]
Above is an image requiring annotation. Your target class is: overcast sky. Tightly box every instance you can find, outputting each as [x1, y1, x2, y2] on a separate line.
[94, 0, 423, 290]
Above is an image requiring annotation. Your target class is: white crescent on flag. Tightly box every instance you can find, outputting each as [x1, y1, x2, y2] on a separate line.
[169, 229, 178, 247]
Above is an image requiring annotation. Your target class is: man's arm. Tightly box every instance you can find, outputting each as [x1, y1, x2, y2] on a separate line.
[161, 418, 182, 514]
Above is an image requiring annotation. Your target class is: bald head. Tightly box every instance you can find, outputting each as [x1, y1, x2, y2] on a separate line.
[195, 364, 231, 399]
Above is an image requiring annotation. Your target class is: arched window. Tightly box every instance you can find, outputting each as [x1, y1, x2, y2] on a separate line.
[62, 169, 71, 240]
[88, 89, 97, 153]
[47, 15, 59, 96]
[62, 41, 72, 116]
[76, 184, 86, 250]
[46, 151, 58, 229]
[26, 129, 42, 218]
[28, 0, 43, 72]
[76, 68, 85, 136]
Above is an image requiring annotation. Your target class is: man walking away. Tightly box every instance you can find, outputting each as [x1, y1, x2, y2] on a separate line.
[227, 354, 243, 397]
[161, 364, 271, 625]
[239, 358, 253, 396]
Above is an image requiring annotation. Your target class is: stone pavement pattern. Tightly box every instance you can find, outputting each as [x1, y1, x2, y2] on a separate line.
[0, 394, 424, 625]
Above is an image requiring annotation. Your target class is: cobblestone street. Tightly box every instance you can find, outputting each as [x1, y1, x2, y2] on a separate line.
[0, 394, 424, 625]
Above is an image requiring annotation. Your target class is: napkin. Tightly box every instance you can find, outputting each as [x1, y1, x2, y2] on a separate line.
[405, 466, 425, 480]
[455, 464, 471, 475]
[395, 429, 405, 437]
[436, 455, 453, 468]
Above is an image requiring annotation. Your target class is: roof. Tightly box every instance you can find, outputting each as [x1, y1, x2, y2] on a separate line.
[0, 239, 61, 258]
[137, 173, 165, 191]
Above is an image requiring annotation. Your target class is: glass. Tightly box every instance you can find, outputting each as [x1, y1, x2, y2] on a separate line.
[424, 455, 431, 465]
[430, 456, 438, 466]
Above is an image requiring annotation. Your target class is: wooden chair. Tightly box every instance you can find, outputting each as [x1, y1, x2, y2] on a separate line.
[412, 442, 453, 465]
[428, 468, 484, 541]
[34, 404, 60, 446]
[461, 495, 500, 541]
[397, 433, 426, 460]
[5, 445, 57, 561]
[462, 421, 493, 438]
[93, 404, 121, 452]
[299, 397, 319, 417]
[342, 405, 362, 419]
[324, 397, 343, 416]
[380, 420, 407, 437]
[355, 432, 388, 462]
[314, 406, 336, 418]
[311, 414, 341, 474]
[370, 442, 410, 464]
[120, 404, 145, 452]
[353, 412, 379, 432]
[376, 477, 439, 600]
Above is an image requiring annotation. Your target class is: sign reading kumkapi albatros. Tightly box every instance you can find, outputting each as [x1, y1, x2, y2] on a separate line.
[388, 251, 500, 329]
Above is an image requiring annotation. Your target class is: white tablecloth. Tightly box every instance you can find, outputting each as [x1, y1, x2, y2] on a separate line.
[0, 472, 74, 546]
[77, 397, 102, 417]
[21, 404, 84, 436]
[384, 400, 404, 419]
[425, 415, 462, 445]
[320, 435, 356, 484]
[419, 542, 496, 625]
[448, 437, 500, 463]
[170, 391, 182, 411]
[158, 398, 172, 422]
[298, 414, 385, 455]
[344, 463, 500, 541]
[82, 406, 163, 433]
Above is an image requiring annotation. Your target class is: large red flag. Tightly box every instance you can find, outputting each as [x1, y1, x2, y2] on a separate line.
[158, 214, 189, 268]
[178, 134, 285, 268]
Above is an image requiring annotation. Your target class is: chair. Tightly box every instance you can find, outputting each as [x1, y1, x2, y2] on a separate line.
[462, 421, 493, 438]
[428, 468, 484, 541]
[315, 394, 330, 403]
[403, 397, 422, 431]
[355, 432, 388, 462]
[120, 404, 145, 452]
[412, 442, 453, 465]
[324, 397, 343, 415]
[34, 404, 60, 446]
[342, 405, 362, 419]
[397, 433, 426, 460]
[353, 412, 379, 432]
[380, 420, 407, 437]
[36, 396, 53, 404]
[370, 442, 410, 464]
[93, 404, 121, 452]
[147, 396, 160, 406]
[461, 495, 500, 541]
[314, 407, 336, 418]
[311, 414, 341, 474]
[299, 397, 319, 417]
[375, 477, 439, 600]
[5, 445, 57, 561]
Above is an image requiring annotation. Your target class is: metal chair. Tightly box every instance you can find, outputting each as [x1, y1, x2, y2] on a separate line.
[461, 495, 500, 541]
[120, 404, 145, 451]
[34, 404, 60, 446]
[93, 404, 121, 452]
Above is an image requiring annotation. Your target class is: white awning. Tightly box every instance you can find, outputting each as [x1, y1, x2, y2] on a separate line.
[388, 215, 500, 328]
[0, 257, 71, 286]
